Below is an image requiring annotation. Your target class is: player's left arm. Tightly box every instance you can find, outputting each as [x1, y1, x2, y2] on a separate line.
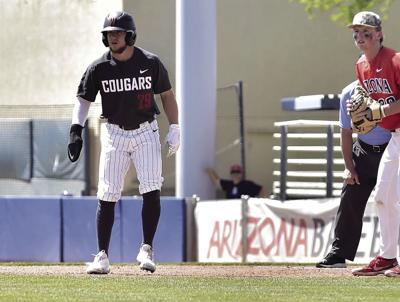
[381, 100, 400, 117]
[160, 89, 180, 156]
[160, 89, 178, 124]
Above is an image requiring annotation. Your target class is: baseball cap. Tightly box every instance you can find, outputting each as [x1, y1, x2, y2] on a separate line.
[230, 164, 242, 174]
[348, 11, 381, 29]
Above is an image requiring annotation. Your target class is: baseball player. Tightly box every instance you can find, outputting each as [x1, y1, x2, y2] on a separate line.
[206, 164, 266, 199]
[67, 11, 180, 274]
[344, 11, 400, 277]
[316, 81, 390, 268]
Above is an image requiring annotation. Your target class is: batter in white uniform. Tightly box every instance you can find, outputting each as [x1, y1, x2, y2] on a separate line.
[67, 11, 180, 274]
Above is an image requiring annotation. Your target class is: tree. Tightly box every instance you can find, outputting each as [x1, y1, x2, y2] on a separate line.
[291, 0, 394, 24]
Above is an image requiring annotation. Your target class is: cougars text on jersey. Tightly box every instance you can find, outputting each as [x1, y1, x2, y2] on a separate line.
[101, 77, 152, 93]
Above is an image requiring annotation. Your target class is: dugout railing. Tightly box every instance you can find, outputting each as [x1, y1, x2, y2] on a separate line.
[272, 120, 348, 201]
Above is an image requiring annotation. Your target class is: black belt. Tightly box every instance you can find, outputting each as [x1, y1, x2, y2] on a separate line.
[357, 139, 388, 153]
[107, 117, 155, 130]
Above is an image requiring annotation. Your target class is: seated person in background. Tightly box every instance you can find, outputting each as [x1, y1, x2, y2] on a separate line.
[206, 164, 266, 199]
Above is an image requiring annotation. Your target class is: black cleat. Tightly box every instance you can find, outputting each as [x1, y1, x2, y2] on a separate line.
[316, 253, 346, 268]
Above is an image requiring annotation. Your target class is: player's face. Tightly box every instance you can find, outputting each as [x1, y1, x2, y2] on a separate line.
[107, 31, 127, 54]
[352, 26, 381, 51]
[231, 172, 242, 183]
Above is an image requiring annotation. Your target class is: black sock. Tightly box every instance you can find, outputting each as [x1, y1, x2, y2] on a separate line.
[142, 190, 161, 246]
[96, 200, 116, 255]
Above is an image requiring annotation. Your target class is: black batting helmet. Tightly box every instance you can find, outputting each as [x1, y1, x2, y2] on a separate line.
[101, 11, 136, 47]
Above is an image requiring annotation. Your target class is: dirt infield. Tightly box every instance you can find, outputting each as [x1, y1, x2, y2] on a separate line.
[0, 264, 356, 277]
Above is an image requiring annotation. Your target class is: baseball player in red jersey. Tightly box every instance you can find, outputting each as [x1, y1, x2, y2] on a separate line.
[67, 11, 180, 274]
[346, 11, 400, 277]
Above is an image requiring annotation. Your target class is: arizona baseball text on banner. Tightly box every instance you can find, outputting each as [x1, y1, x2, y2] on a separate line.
[196, 198, 383, 263]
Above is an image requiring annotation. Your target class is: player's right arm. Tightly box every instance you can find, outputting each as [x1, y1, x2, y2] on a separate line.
[68, 98, 91, 162]
[341, 128, 359, 185]
[68, 64, 98, 163]
[340, 82, 360, 185]
[72, 97, 91, 127]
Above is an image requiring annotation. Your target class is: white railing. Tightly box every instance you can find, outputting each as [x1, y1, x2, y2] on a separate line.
[273, 120, 349, 200]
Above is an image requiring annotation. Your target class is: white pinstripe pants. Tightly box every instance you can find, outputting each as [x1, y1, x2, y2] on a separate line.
[374, 131, 400, 259]
[97, 119, 163, 202]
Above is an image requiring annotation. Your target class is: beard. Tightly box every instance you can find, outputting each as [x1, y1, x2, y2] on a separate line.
[110, 44, 128, 54]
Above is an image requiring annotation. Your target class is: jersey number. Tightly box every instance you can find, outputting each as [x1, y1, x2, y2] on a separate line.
[137, 93, 152, 110]
[377, 96, 396, 105]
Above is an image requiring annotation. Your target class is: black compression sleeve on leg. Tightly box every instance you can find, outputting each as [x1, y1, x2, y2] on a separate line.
[142, 190, 161, 246]
[96, 200, 116, 255]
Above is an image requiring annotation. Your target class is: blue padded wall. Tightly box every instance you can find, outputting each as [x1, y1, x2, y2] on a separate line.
[119, 197, 143, 262]
[62, 197, 122, 262]
[0, 196, 185, 263]
[0, 197, 61, 262]
[120, 197, 186, 262]
[156, 197, 186, 262]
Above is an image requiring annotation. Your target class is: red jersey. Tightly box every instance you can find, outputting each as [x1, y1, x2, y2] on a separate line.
[356, 46, 400, 130]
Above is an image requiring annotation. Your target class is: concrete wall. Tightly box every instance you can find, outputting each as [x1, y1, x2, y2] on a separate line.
[1, 0, 400, 196]
[0, 0, 122, 105]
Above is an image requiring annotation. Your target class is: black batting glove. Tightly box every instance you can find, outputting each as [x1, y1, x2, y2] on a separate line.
[68, 124, 83, 162]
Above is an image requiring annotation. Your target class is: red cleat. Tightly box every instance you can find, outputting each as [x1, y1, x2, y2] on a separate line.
[352, 256, 397, 276]
[385, 265, 400, 277]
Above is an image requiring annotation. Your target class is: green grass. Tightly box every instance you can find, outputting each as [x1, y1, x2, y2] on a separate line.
[1, 273, 399, 302]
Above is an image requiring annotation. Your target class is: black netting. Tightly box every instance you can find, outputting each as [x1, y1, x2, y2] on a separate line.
[0, 119, 31, 180]
[32, 119, 86, 180]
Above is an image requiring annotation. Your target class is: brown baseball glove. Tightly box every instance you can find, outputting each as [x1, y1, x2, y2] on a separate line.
[349, 85, 382, 134]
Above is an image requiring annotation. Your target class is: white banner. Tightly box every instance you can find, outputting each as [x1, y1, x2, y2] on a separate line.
[196, 200, 243, 262]
[196, 197, 382, 263]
